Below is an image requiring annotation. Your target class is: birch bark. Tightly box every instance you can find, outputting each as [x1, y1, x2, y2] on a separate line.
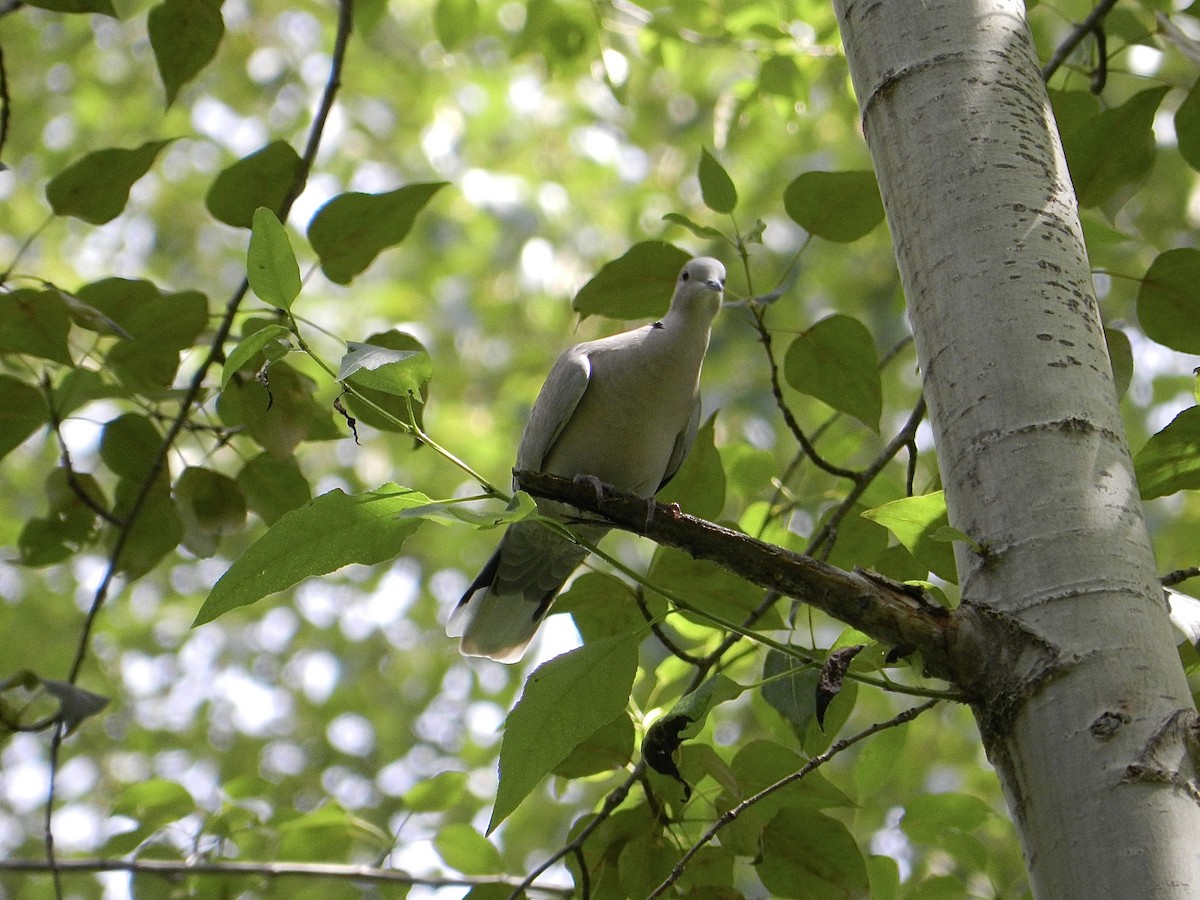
[831, 1, 1200, 895]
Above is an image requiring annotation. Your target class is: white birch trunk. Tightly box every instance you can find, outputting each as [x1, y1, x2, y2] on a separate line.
[831, 0, 1200, 895]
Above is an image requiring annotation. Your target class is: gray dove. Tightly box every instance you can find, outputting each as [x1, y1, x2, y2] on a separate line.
[448, 256, 726, 662]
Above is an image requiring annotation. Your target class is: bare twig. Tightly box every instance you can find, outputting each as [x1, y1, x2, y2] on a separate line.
[1041, 0, 1120, 83]
[647, 699, 940, 898]
[508, 765, 644, 900]
[0, 858, 571, 896]
[1164, 567, 1200, 587]
[41, 375, 123, 527]
[752, 306, 861, 481]
[635, 587, 705, 665]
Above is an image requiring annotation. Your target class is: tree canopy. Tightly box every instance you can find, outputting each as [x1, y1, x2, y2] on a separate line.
[2, 0, 1200, 897]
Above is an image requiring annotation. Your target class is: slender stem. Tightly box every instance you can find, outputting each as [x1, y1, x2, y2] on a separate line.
[1041, 0, 1120, 83]
[647, 699, 940, 898]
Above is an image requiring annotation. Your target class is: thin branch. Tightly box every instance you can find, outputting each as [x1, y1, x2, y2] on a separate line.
[42, 375, 123, 527]
[508, 764, 644, 900]
[1164, 567, 1200, 587]
[646, 699, 940, 898]
[634, 587, 705, 665]
[0, 33, 10, 167]
[806, 394, 926, 557]
[0, 858, 571, 896]
[1041, 0, 1120, 83]
[752, 306, 861, 481]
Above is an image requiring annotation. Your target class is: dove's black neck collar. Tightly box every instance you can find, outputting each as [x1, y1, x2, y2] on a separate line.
[651, 321, 664, 330]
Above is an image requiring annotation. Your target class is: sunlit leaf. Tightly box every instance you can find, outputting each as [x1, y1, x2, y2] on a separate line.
[572, 241, 691, 320]
[248, 207, 302, 310]
[194, 484, 432, 625]
[490, 633, 639, 832]
[308, 183, 448, 284]
[113, 778, 196, 827]
[148, 0, 224, 107]
[337, 341, 432, 397]
[862, 492, 958, 582]
[46, 140, 172, 224]
[662, 212, 726, 241]
[434, 824, 502, 876]
[221, 324, 294, 389]
[553, 713, 635, 778]
[784, 314, 882, 431]
[403, 771, 467, 812]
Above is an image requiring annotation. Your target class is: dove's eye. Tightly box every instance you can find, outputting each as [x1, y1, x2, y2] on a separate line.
[681, 271, 690, 281]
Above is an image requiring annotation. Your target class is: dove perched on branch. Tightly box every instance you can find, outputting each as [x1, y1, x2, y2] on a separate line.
[448, 256, 727, 662]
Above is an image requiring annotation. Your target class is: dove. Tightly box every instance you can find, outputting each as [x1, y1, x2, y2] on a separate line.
[448, 256, 726, 663]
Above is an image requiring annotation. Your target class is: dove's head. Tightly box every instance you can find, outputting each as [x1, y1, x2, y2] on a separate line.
[672, 257, 726, 318]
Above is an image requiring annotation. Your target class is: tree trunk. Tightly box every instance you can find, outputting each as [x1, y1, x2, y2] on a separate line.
[832, 0, 1200, 895]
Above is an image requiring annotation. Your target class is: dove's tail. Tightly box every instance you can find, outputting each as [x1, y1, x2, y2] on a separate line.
[448, 520, 603, 663]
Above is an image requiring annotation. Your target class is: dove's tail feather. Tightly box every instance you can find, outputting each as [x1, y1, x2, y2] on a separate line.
[448, 520, 603, 663]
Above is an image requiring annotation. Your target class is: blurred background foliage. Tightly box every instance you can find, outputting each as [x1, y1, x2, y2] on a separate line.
[1, 0, 1199, 897]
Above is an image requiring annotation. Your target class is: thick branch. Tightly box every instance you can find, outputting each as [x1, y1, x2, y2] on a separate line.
[514, 470, 954, 679]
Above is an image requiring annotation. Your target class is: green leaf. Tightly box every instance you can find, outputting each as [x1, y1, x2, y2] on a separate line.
[784, 314, 882, 431]
[647, 545, 783, 628]
[221, 324, 294, 389]
[337, 342, 433, 397]
[572, 241, 691, 320]
[1060, 86, 1169, 208]
[901, 792, 994, 845]
[403, 771, 467, 812]
[757, 808, 870, 899]
[698, 147, 737, 214]
[206, 142, 304, 228]
[236, 453, 312, 525]
[19, 468, 105, 566]
[553, 571, 652, 643]
[490, 633, 640, 832]
[194, 484, 431, 626]
[657, 413, 725, 519]
[1134, 406, 1200, 499]
[175, 466, 247, 557]
[644, 675, 742, 793]
[853, 721, 908, 798]
[861, 492, 958, 583]
[0, 376, 46, 462]
[1138, 248, 1200, 354]
[0, 290, 73, 365]
[759, 54, 802, 98]
[308, 183, 448, 285]
[662, 213, 726, 241]
[434, 824, 502, 876]
[216, 361, 340, 457]
[1176, 78, 1200, 173]
[148, 0, 224, 107]
[340, 330, 431, 434]
[46, 140, 172, 224]
[111, 476, 183, 579]
[24, 0, 115, 13]
[113, 778, 196, 828]
[553, 712, 635, 778]
[248, 208, 302, 310]
[434, 0, 478, 49]
[784, 170, 884, 242]
[100, 414, 163, 481]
